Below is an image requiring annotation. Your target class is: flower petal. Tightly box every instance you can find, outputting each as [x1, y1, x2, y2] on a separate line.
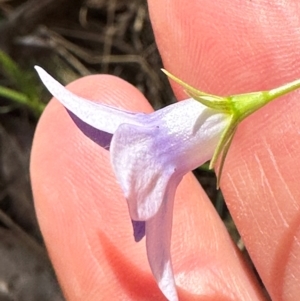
[111, 123, 177, 221]
[145, 177, 181, 301]
[111, 99, 229, 221]
[131, 220, 146, 242]
[35, 66, 143, 134]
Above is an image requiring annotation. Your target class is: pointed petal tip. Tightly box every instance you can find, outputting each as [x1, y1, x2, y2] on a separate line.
[156, 260, 178, 301]
[34, 65, 41, 71]
[145, 181, 179, 301]
[34, 66, 60, 93]
[34, 65, 46, 78]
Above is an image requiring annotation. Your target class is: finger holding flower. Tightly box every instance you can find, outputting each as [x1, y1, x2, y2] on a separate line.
[31, 0, 300, 300]
[35, 64, 300, 300]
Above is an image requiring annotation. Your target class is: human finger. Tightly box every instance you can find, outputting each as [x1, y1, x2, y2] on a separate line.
[148, 0, 300, 299]
[31, 73, 264, 300]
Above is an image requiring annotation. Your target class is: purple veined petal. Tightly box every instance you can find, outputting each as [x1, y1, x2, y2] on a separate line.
[110, 99, 229, 221]
[35, 66, 144, 134]
[145, 176, 181, 301]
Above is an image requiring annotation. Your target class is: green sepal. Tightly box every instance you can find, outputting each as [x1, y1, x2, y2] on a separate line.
[161, 69, 231, 112]
[163, 69, 300, 187]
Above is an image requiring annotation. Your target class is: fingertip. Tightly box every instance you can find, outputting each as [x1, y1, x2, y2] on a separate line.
[30, 74, 155, 300]
[148, 0, 300, 95]
[30, 72, 265, 300]
[149, 1, 300, 298]
[221, 94, 300, 300]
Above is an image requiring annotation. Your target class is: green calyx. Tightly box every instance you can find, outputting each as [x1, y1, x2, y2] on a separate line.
[162, 69, 300, 187]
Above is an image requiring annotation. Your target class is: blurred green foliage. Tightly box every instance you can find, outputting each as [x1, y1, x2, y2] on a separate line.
[0, 50, 45, 116]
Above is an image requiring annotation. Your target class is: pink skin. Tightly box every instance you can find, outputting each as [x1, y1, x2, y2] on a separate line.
[30, 0, 300, 300]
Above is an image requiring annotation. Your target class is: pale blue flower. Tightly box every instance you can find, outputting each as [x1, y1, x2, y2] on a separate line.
[35, 66, 228, 301]
[35, 66, 300, 300]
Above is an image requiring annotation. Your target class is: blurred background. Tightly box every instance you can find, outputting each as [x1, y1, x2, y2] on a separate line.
[0, 0, 241, 300]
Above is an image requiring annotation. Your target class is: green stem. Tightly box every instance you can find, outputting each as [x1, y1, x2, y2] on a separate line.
[268, 78, 300, 100]
[0, 86, 29, 104]
[0, 86, 45, 116]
